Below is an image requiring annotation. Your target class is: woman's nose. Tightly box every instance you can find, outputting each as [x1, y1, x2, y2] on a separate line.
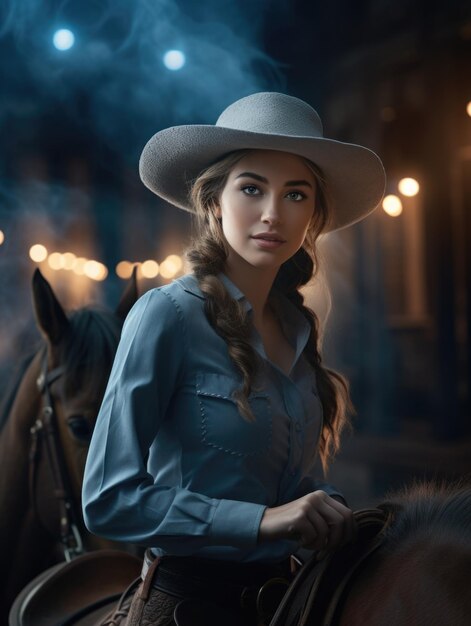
[261, 197, 282, 224]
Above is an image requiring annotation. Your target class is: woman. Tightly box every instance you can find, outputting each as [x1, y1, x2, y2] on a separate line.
[82, 92, 385, 625]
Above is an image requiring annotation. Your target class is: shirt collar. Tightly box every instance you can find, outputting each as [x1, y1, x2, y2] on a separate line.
[217, 272, 312, 372]
[175, 272, 249, 307]
[176, 272, 311, 370]
[217, 272, 251, 311]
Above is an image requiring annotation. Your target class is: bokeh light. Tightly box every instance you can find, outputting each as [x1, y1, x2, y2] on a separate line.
[163, 50, 185, 70]
[84, 260, 107, 281]
[398, 177, 420, 197]
[467, 101, 471, 117]
[72, 257, 87, 275]
[116, 260, 135, 279]
[53, 29, 75, 51]
[159, 254, 183, 279]
[62, 251, 76, 270]
[0, 230, 4, 246]
[382, 194, 403, 217]
[165, 254, 183, 272]
[30, 244, 48, 262]
[48, 252, 65, 270]
[141, 260, 159, 278]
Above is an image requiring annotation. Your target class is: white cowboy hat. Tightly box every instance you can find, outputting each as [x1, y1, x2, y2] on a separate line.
[139, 92, 386, 233]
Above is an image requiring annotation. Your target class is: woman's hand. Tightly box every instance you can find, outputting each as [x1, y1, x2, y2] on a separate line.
[258, 490, 355, 552]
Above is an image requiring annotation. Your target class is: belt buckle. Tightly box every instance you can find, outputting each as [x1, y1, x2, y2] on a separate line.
[256, 577, 290, 625]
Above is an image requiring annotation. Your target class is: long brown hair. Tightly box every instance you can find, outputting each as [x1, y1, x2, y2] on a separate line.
[186, 149, 353, 472]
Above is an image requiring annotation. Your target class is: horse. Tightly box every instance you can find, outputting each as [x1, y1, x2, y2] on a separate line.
[0, 267, 139, 623]
[271, 480, 471, 626]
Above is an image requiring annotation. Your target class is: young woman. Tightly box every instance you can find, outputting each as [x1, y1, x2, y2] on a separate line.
[82, 92, 385, 626]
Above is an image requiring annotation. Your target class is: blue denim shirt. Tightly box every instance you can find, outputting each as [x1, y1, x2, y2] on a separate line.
[82, 273, 344, 563]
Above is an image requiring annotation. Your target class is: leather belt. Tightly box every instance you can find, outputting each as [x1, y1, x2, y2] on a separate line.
[141, 550, 291, 622]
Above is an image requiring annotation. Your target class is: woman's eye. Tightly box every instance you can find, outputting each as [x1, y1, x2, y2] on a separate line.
[286, 191, 306, 201]
[242, 185, 260, 196]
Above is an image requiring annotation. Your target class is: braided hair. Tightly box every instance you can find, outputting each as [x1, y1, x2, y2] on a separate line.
[186, 150, 353, 472]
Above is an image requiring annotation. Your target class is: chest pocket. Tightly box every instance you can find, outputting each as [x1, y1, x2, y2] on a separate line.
[196, 373, 272, 457]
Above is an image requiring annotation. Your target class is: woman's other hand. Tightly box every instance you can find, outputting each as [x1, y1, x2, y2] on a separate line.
[258, 490, 355, 552]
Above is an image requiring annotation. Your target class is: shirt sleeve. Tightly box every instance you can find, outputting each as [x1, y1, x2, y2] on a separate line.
[81, 288, 266, 553]
[294, 475, 348, 506]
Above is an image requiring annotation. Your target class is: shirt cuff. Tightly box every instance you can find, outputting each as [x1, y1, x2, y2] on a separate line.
[211, 499, 267, 548]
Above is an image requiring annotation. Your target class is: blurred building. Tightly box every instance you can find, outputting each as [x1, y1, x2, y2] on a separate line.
[315, 0, 471, 504]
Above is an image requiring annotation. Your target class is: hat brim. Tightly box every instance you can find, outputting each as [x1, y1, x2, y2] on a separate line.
[139, 125, 386, 233]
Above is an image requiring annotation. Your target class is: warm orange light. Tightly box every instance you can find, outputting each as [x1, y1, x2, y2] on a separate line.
[29, 244, 48, 262]
[160, 254, 183, 279]
[467, 101, 471, 117]
[62, 252, 76, 270]
[382, 194, 403, 217]
[141, 260, 159, 278]
[0, 230, 5, 246]
[398, 177, 420, 197]
[72, 257, 88, 275]
[116, 260, 134, 279]
[84, 260, 107, 281]
[48, 252, 64, 270]
[94, 263, 108, 281]
[166, 254, 183, 272]
[84, 260, 101, 280]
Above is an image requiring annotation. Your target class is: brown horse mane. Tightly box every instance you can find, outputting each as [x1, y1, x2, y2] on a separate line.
[380, 479, 471, 551]
[51, 306, 123, 402]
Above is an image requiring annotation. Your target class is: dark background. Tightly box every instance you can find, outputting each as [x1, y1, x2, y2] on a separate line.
[1, 0, 471, 506]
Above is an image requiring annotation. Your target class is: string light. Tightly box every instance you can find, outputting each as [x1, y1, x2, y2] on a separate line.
[28, 244, 109, 281]
[116, 260, 135, 279]
[382, 194, 403, 217]
[48, 252, 65, 270]
[160, 255, 183, 279]
[84, 260, 107, 281]
[62, 252, 76, 270]
[141, 260, 159, 278]
[29, 244, 48, 262]
[72, 257, 87, 275]
[398, 178, 420, 197]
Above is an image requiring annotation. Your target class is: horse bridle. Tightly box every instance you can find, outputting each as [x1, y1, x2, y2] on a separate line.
[29, 351, 85, 562]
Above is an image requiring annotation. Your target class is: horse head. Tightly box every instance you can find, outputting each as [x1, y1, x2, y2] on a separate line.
[0, 268, 138, 619]
[30, 268, 138, 528]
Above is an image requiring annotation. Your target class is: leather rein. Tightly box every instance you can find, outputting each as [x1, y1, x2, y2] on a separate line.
[270, 507, 394, 626]
[29, 351, 85, 562]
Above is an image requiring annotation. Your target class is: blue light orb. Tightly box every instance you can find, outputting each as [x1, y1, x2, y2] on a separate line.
[53, 29, 75, 51]
[163, 50, 185, 71]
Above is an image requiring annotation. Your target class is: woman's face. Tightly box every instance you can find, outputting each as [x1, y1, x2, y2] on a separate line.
[216, 150, 317, 273]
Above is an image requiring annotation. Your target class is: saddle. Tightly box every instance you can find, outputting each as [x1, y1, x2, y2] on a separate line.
[8, 550, 142, 626]
[269, 507, 392, 626]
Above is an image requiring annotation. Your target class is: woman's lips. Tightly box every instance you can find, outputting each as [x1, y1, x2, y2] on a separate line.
[251, 235, 286, 249]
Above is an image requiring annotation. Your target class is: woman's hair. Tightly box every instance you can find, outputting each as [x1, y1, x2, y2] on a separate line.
[186, 149, 354, 472]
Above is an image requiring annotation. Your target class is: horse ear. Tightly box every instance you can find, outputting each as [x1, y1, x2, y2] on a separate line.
[115, 265, 139, 321]
[32, 268, 70, 345]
